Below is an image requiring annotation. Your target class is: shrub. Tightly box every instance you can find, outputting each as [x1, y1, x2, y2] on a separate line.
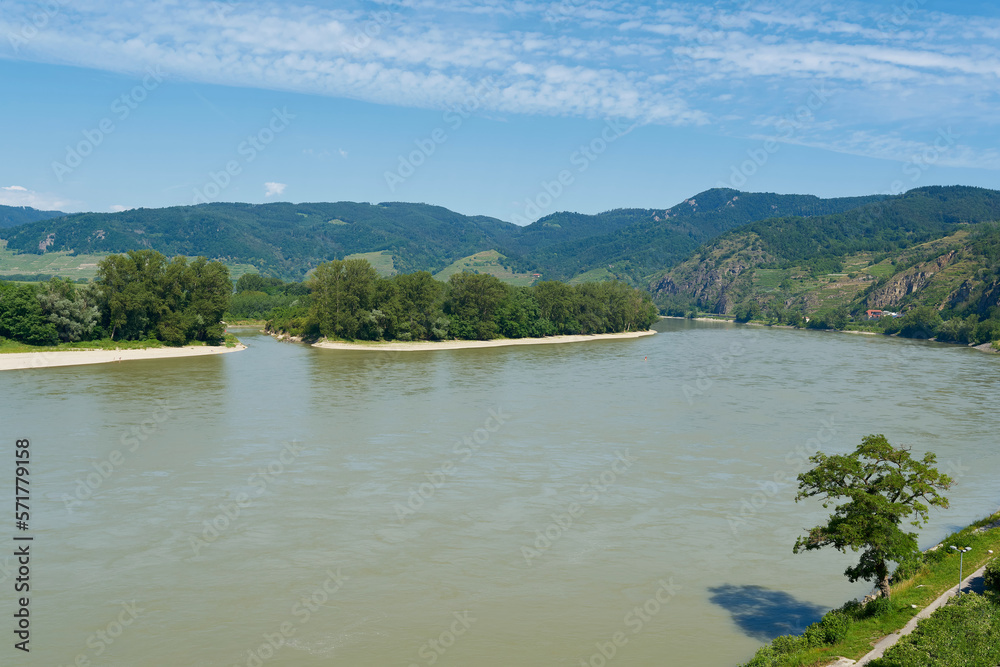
[770, 635, 806, 654]
[891, 552, 925, 583]
[864, 596, 894, 618]
[742, 645, 780, 667]
[985, 560, 1000, 593]
[819, 610, 852, 643]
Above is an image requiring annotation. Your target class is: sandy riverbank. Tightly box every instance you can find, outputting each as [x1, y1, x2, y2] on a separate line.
[0, 344, 247, 371]
[313, 330, 656, 352]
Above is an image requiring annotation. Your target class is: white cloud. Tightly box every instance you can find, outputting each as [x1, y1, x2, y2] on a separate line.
[0, 185, 75, 211]
[0, 0, 998, 167]
[264, 182, 287, 197]
[339, 148, 349, 159]
[109, 205, 132, 212]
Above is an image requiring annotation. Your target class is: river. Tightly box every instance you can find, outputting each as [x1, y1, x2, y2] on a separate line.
[3, 319, 998, 666]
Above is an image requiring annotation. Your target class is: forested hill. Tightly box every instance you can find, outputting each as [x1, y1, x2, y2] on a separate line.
[652, 185, 1000, 316]
[507, 189, 885, 282]
[0, 189, 885, 282]
[0, 201, 517, 279]
[0, 205, 66, 228]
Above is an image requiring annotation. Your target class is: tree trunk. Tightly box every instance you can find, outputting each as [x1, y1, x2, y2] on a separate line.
[878, 562, 892, 598]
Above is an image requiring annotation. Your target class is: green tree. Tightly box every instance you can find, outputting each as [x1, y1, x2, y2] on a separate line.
[37, 278, 101, 342]
[888, 306, 943, 339]
[444, 272, 510, 340]
[794, 434, 953, 599]
[96, 250, 231, 343]
[97, 250, 169, 340]
[0, 282, 59, 345]
[496, 287, 545, 339]
[806, 306, 849, 330]
[534, 280, 579, 334]
[184, 257, 232, 342]
[391, 271, 443, 340]
[734, 301, 762, 323]
[309, 259, 380, 339]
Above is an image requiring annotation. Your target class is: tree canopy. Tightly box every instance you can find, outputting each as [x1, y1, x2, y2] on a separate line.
[269, 260, 659, 342]
[0, 250, 232, 347]
[793, 434, 953, 599]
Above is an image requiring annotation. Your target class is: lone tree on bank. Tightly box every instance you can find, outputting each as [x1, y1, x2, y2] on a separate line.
[793, 434, 952, 599]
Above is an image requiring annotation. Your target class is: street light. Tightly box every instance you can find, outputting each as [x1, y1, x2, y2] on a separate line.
[950, 546, 972, 595]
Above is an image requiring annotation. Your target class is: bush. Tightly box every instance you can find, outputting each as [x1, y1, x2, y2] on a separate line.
[806, 306, 848, 330]
[877, 593, 1000, 667]
[742, 645, 780, 667]
[985, 560, 1000, 593]
[891, 552, 926, 583]
[894, 306, 942, 339]
[770, 635, 806, 654]
[864, 596, 894, 618]
[973, 318, 1000, 345]
[819, 610, 852, 643]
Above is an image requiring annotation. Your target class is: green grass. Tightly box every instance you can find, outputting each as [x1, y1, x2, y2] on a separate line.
[753, 268, 789, 290]
[224, 263, 263, 280]
[0, 241, 260, 282]
[434, 250, 539, 286]
[344, 251, 396, 277]
[871, 592, 1000, 667]
[0, 241, 107, 280]
[866, 262, 897, 279]
[0, 336, 239, 353]
[741, 512, 1000, 666]
[0, 337, 169, 353]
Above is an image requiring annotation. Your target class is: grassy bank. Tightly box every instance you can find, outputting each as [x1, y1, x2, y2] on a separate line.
[0, 337, 167, 353]
[741, 511, 1000, 666]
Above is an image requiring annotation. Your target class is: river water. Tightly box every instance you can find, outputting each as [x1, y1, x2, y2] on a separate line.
[3, 320, 999, 666]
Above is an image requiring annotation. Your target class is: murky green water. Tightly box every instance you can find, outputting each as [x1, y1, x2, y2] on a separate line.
[2, 320, 998, 666]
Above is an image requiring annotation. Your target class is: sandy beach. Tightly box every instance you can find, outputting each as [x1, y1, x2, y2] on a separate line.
[0, 343, 247, 371]
[313, 329, 656, 352]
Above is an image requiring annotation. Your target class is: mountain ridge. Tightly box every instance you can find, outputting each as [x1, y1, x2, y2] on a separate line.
[0, 188, 888, 283]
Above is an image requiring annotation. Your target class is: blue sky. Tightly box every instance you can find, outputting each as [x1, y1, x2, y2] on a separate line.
[0, 0, 997, 222]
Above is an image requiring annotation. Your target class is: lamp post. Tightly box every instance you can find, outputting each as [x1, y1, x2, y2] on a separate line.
[950, 546, 972, 595]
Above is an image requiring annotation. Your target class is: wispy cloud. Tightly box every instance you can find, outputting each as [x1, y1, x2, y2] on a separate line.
[0, 185, 74, 210]
[1, 0, 998, 168]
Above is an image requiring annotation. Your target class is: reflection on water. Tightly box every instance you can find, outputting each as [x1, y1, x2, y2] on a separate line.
[2, 320, 999, 666]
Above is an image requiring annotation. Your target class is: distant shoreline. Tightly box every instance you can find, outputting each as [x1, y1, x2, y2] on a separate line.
[0, 344, 246, 371]
[312, 330, 656, 352]
[662, 315, 999, 352]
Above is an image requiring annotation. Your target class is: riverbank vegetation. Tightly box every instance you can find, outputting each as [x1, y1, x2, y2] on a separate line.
[0, 250, 232, 347]
[739, 512, 1000, 666]
[264, 258, 658, 342]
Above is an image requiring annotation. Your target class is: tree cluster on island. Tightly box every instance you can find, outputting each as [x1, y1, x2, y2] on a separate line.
[0, 249, 231, 346]
[265, 258, 659, 342]
[0, 251, 657, 347]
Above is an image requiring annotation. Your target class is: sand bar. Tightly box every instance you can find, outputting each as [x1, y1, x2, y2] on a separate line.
[313, 330, 656, 352]
[0, 344, 246, 371]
